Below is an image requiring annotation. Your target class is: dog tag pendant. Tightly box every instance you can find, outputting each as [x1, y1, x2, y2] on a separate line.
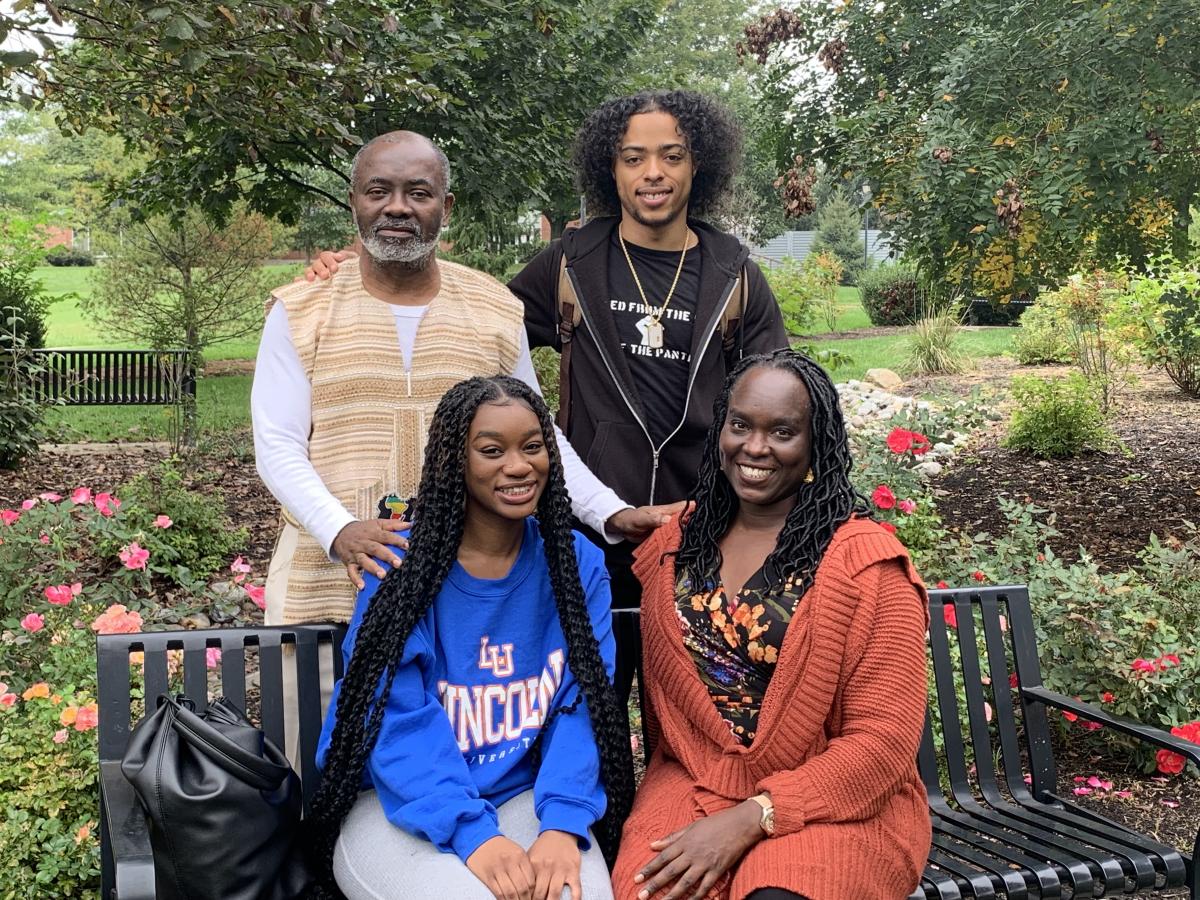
[642, 318, 664, 349]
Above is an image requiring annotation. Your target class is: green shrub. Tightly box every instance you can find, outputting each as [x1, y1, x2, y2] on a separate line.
[1, 218, 52, 350]
[0, 324, 51, 470]
[1003, 374, 1111, 458]
[905, 309, 971, 375]
[806, 250, 844, 332]
[859, 263, 923, 325]
[117, 459, 250, 581]
[44, 247, 94, 267]
[1116, 260, 1200, 398]
[765, 257, 820, 334]
[1013, 295, 1074, 364]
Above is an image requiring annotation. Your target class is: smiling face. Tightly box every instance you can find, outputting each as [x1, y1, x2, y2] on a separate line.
[612, 110, 694, 232]
[464, 399, 550, 525]
[719, 366, 813, 515]
[349, 137, 453, 267]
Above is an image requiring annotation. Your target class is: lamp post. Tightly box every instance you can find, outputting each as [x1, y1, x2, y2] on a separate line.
[860, 182, 871, 267]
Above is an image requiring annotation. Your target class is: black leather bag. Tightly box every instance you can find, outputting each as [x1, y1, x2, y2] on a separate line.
[121, 694, 312, 900]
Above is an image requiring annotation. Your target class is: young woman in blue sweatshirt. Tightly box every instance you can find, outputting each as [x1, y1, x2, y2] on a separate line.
[308, 376, 635, 900]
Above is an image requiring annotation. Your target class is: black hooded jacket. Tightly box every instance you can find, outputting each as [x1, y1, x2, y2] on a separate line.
[510, 215, 787, 514]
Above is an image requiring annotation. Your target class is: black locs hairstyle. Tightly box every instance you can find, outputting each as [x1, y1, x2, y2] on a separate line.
[305, 376, 635, 895]
[677, 349, 871, 596]
[573, 89, 743, 220]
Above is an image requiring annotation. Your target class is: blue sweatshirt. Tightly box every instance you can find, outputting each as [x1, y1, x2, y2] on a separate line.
[316, 517, 615, 862]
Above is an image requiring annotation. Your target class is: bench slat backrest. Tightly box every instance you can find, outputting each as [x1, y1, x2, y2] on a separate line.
[921, 585, 1059, 801]
[28, 349, 196, 406]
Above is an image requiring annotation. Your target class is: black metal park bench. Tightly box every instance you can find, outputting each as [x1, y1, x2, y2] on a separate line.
[28, 348, 195, 406]
[96, 587, 1198, 899]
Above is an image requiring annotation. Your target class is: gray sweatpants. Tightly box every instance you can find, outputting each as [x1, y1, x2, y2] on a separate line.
[334, 789, 615, 900]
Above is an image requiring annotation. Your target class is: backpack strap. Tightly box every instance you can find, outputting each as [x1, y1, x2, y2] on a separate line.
[721, 264, 748, 361]
[556, 252, 583, 432]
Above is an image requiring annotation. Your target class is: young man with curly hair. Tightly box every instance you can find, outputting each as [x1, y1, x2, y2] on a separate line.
[509, 90, 787, 615]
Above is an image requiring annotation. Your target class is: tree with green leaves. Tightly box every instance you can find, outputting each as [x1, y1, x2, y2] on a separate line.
[2, 0, 654, 229]
[84, 207, 276, 359]
[811, 190, 866, 285]
[744, 0, 1200, 301]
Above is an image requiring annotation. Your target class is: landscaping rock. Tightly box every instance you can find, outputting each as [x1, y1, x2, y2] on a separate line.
[864, 368, 904, 391]
[915, 460, 944, 478]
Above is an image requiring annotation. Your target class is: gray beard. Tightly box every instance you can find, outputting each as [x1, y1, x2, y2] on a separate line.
[355, 214, 438, 268]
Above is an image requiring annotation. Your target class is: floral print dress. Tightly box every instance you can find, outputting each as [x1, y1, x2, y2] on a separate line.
[674, 570, 804, 745]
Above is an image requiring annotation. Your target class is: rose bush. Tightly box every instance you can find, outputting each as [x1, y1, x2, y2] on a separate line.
[920, 498, 1200, 774]
[0, 484, 268, 896]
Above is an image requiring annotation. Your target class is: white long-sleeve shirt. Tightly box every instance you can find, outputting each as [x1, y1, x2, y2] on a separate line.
[251, 302, 629, 557]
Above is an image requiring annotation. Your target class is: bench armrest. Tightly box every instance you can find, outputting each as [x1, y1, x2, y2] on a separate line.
[100, 760, 157, 899]
[1022, 686, 1200, 767]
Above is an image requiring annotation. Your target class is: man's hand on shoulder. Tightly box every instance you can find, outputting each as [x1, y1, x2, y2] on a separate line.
[297, 248, 358, 283]
[606, 501, 688, 543]
[331, 519, 410, 589]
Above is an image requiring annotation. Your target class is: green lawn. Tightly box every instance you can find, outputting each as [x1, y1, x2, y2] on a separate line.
[36, 263, 301, 361]
[809, 328, 1017, 383]
[42, 375, 253, 442]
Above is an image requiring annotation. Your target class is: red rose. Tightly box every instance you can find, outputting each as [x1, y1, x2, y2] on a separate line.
[1159, 653, 1181, 668]
[886, 428, 914, 454]
[1101, 692, 1115, 703]
[879, 521, 897, 534]
[972, 570, 986, 582]
[935, 580, 949, 589]
[943, 604, 957, 629]
[1009, 673, 1019, 689]
[871, 484, 896, 510]
[911, 432, 932, 455]
[1156, 749, 1186, 775]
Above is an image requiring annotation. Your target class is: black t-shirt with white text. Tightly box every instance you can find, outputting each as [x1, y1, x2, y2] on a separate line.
[606, 233, 702, 445]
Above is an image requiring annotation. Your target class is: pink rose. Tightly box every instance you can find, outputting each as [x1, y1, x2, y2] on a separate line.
[21, 498, 37, 511]
[898, 498, 917, 515]
[1131, 658, 1158, 674]
[44, 585, 75, 606]
[119, 542, 150, 571]
[39, 492, 62, 502]
[230, 556, 252, 574]
[70, 487, 93, 505]
[205, 647, 222, 669]
[74, 703, 99, 732]
[153, 515, 173, 529]
[0, 693, 16, 708]
[94, 492, 121, 517]
[38, 533, 50, 545]
[1, 509, 19, 527]
[20, 613, 45, 633]
[53, 728, 69, 744]
[244, 583, 266, 611]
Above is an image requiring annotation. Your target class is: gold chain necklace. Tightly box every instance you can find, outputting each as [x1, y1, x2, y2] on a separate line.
[618, 227, 690, 349]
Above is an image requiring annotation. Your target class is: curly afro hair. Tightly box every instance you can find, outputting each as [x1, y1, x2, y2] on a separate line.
[573, 90, 743, 220]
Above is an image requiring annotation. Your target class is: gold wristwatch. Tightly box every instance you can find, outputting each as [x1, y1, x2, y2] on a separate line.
[749, 793, 775, 836]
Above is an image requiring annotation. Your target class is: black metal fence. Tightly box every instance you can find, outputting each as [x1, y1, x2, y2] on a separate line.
[27, 349, 196, 406]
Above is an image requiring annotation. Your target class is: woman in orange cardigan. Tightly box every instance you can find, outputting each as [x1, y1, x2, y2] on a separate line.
[612, 349, 931, 900]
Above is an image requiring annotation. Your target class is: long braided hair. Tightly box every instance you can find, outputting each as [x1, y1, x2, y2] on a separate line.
[305, 376, 635, 896]
[677, 349, 871, 596]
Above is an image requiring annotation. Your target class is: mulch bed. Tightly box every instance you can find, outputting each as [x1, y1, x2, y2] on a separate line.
[923, 359, 1200, 571]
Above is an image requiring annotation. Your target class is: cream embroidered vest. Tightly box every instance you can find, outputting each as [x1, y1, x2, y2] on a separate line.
[266, 256, 524, 623]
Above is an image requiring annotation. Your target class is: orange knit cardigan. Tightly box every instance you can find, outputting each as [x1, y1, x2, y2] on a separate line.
[612, 516, 932, 900]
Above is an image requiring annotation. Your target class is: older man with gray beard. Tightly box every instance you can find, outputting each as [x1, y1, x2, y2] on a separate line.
[252, 130, 670, 637]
